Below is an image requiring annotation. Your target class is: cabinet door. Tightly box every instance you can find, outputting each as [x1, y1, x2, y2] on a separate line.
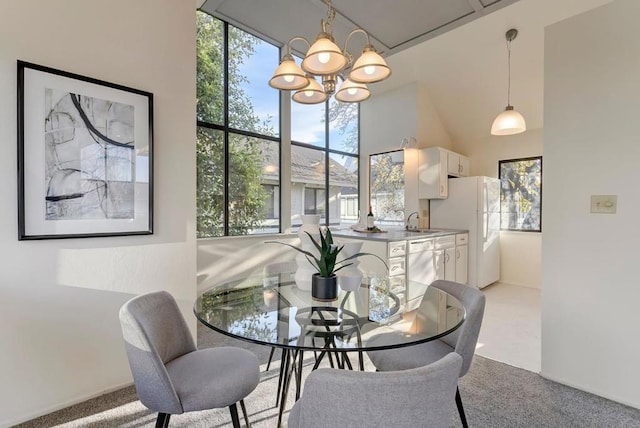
[447, 152, 460, 176]
[455, 245, 468, 284]
[444, 247, 456, 281]
[418, 147, 448, 199]
[438, 154, 448, 197]
[458, 155, 470, 177]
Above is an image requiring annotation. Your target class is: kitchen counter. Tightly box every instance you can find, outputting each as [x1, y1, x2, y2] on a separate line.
[332, 228, 467, 242]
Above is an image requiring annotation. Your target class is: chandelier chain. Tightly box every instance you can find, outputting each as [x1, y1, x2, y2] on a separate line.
[324, 0, 336, 34]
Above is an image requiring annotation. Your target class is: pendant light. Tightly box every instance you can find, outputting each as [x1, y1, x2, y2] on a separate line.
[269, 0, 391, 104]
[491, 29, 526, 136]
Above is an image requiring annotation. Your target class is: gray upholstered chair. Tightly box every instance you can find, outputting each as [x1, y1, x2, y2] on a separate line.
[119, 291, 260, 428]
[366, 280, 485, 428]
[288, 352, 463, 428]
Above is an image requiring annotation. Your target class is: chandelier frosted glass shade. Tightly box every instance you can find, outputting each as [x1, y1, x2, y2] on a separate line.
[491, 106, 527, 136]
[292, 76, 328, 104]
[268, 54, 308, 90]
[301, 36, 347, 75]
[335, 78, 370, 103]
[349, 46, 391, 84]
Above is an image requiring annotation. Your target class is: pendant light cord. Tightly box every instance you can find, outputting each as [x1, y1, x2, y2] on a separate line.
[506, 37, 512, 107]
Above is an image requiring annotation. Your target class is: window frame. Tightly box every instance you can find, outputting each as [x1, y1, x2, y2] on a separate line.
[196, 14, 282, 237]
[498, 156, 543, 233]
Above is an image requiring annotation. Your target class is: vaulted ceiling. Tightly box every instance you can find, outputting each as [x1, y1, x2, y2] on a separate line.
[200, 0, 612, 144]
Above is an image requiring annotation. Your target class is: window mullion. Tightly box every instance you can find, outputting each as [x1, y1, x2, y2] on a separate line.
[223, 21, 230, 236]
[324, 101, 330, 227]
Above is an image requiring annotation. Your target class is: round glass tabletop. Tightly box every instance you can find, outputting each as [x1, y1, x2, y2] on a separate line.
[194, 274, 465, 353]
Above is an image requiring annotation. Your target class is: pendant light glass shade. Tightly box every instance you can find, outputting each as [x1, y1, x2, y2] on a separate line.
[349, 46, 391, 83]
[335, 78, 370, 103]
[268, 54, 308, 90]
[302, 36, 347, 75]
[292, 75, 328, 104]
[491, 106, 527, 136]
[491, 29, 526, 136]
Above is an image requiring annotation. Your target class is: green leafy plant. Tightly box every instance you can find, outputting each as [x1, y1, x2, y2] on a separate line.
[267, 228, 387, 277]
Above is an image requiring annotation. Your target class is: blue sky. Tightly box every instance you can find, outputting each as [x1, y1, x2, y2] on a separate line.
[238, 35, 356, 154]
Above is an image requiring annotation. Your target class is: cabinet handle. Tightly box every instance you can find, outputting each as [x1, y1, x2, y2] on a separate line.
[440, 185, 444, 194]
[445, 253, 450, 263]
[456, 250, 460, 259]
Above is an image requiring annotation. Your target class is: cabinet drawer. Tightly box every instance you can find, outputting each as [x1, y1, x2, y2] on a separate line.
[389, 276, 406, 294]
[388, 257, 405, 277]
[456, 233, 469, 246]
[435, 235, 455, 249]
[388, 241, 406, 258]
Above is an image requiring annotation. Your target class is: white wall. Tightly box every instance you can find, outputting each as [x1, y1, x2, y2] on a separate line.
[0, 1, 197, 425]
[543, 0, 640, 407]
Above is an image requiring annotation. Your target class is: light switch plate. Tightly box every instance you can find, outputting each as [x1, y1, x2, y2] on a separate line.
[590, 195, 617, 214]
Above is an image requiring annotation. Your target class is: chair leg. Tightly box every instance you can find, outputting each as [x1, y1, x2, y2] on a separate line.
[455, 386, 468, 428]
[155, 413, 171, 428]
[266, 347, 276, 371]
[229, 403, 241, 428]
[240, 399, 251, 427]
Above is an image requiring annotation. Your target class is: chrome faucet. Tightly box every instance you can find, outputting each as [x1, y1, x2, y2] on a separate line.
[405, 211, 420, 230]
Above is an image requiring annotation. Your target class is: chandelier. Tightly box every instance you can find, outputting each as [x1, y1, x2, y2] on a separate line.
[268, 0, 391, 104]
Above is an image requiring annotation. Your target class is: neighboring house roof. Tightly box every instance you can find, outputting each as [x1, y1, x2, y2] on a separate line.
[261, 143, 357, 188]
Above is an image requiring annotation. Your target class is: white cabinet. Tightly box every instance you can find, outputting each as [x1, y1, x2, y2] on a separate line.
[419, 147, 470, 199]
[455, 233, 468, 284]
[447, 152, 470, 177]
[433, 235, 456, 281]
[418, 147, 448, 199]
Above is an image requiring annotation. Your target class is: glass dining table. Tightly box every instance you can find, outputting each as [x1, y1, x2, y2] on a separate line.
[194, 272, 465, 427]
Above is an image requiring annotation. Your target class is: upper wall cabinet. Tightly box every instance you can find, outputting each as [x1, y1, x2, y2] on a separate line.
[447, 152, 469, 177]
[418, 147, 470, 199]
[418, 147, 448, 199]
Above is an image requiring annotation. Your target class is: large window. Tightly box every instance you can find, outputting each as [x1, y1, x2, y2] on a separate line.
[196, 12, 280, 237]
[499, 156, 542, 232]
[291, 88, 359, 230]
[196, 13, 359, 237]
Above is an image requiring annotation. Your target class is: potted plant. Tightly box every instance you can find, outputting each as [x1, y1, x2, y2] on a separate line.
[267, 228, 387, 301]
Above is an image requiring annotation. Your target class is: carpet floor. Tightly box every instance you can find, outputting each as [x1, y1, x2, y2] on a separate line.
[14, 325, 640, 428]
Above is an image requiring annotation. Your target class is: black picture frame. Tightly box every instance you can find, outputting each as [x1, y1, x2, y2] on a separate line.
[17, 60, 154, 240]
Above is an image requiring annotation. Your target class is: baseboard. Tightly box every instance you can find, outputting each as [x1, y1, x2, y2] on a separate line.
[2, 381, 134, 428]
[540, 371, 639, 410]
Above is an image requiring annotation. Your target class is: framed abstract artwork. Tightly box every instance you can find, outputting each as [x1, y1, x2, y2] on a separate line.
[17, 61, 153, 240]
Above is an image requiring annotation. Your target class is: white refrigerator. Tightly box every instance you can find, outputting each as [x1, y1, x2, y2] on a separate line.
[430, 176, 500, 289]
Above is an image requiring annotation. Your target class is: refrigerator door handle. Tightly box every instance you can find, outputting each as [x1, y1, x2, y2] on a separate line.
[484, 182, 489, 243]
[484, 181, 489, 213]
